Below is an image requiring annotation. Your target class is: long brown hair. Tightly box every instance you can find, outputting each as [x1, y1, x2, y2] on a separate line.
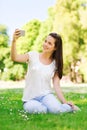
[49, 33, 63, 79]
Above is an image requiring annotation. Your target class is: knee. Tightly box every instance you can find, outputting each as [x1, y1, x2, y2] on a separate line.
[38, 106, 47, 113]
[23, 103, 47, 114]
[35, 105, 47, 113]
[48, 106, 60, 114]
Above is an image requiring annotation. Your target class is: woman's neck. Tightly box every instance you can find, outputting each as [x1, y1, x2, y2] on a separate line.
[39, 52, 54, 65]
[41, 52, 53, 60]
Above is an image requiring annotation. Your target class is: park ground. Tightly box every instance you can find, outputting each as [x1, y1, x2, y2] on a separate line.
[0, 77, 87, 93]
[0, 78, 87, 130]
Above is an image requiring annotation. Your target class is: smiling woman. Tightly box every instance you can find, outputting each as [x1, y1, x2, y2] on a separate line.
[11, 29, 80, 114]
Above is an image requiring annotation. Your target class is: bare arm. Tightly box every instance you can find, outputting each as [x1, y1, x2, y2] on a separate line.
[53, 73, 75, 109]
[11, 29, 29, 63]
[53, 73, 67, 104]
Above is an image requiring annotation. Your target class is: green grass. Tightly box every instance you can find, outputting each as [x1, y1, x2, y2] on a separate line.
[0, 88, 87, 130]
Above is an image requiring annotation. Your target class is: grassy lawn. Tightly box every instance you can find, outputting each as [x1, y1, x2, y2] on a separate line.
[0, 88, 87, 130]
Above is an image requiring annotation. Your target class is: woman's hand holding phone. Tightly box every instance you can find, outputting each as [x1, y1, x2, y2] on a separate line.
[13, 29, 25, 41]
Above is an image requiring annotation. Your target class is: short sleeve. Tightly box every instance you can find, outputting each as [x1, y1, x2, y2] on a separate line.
[27, 51, 38, 64]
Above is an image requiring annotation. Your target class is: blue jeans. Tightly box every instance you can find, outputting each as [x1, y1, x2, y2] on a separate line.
[23, 93, 74, 114]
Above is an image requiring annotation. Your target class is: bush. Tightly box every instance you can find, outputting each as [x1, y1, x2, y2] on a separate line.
[1, 64, 26, 81]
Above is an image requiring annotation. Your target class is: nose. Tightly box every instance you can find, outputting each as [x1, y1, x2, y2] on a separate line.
[44, 41, 48, 47]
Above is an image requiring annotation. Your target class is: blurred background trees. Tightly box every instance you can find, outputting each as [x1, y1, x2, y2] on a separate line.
[0, 0, 87, 82]
[53, 0, 87, 82]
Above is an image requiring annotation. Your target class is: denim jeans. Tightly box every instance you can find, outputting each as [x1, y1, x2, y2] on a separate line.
[23, 93, 74, 114]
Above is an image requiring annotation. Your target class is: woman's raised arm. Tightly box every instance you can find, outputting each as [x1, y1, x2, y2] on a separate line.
[11, 29, 29, 63]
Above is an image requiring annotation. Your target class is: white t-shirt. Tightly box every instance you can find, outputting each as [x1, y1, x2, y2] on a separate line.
[22, 51, 56, 101]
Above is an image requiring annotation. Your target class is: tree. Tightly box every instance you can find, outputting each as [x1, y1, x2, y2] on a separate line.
[0, 25, 9, 47]
[53, 0, 87, 82]
[0, 25, 10, 75]
[32, 7, 55, 52]
[16, 19, 41, 54]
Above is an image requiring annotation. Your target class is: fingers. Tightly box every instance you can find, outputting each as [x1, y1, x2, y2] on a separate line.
[67, 102, 80, 111]
[67, 102, 73, 106]
[15, 29, 21, 37]
[67, 102, 74, 109]
[13, 29, 21, 40]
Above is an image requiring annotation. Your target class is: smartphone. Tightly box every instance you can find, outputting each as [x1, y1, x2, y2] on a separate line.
[20, 30, 25, 36]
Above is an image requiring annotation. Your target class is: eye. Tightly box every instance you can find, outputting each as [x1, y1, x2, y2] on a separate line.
[45, 39, 47, 43]
[48, 42, 52, 45]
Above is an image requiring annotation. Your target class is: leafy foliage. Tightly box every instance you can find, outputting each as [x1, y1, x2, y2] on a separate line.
[0, 25, 9, 47]
[53, 0, 87, 82]
[0, 0, 87, 82]
[16, 19, 41, 54]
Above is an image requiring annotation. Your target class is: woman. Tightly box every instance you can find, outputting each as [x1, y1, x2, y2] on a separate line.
[11, 29, 80, 114]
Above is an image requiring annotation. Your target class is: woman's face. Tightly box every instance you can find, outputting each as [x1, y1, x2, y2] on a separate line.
[42, 35, 56, 53]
